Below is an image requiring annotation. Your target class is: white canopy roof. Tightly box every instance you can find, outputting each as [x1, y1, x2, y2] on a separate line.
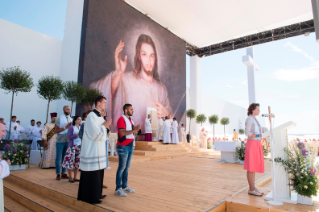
[126, 0, 313, 47]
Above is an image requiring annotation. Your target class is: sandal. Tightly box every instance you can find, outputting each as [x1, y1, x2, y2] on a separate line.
[74, 178, 80, 182]
[69, 179, 75, 183]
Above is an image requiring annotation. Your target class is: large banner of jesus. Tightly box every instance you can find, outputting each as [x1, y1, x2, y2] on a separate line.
[77, 0, 186, 133]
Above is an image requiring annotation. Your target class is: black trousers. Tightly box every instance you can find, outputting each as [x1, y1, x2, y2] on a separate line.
[77, 169, 104, 203]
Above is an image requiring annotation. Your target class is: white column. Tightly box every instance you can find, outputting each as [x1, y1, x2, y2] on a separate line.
[189, 56, 201, 137]
[312, 0, 319, 43]
[242, 47, 259, 105]
[57, 0, 84, 114]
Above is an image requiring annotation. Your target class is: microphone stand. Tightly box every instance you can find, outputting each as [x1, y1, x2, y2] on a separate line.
[265, 106, 283, 206]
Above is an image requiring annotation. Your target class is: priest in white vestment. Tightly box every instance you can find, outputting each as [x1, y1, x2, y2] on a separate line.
[162, 116, 171, 144]
[16, 121, 25, 140]
[31, 121, 43, 150]
[158, 117, 164, 141]
[5, 116, 18, 140]
[90, 35, 173, 133]
[171, 118, 179, 144]
[26, 119, 36, 141]
[199, 127, 207, 149]
[78, 96, 111, 204]
[0, 123, 10, 179]
[179, 124, 187, 142]
[145, 114, 152, 141]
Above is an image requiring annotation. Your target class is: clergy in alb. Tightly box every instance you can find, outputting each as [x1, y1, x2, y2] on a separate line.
[90, 34, 173, 133]
[179, 124, 187, 142]
[162, 116, 171, 144]
[26, 119, 36, 142]
[31, 121, 43, 150]
[144, 114, 152, 141]
[171, 118, 179, 144]
[40, 113, 58, 168]
[199, 127, 207, 149]
[157, 117, 164, 141]
[78, 96, 111, 204]
[5, 116, 18, 140]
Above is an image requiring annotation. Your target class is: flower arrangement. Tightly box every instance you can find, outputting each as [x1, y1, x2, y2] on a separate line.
[236, 141, 246, 161]
[274, 139, 319, 198]
[263, 146, 268, 157]
[2, 139, 29, 166]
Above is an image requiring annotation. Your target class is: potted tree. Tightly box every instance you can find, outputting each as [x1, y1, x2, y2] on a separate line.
[220, 117, 230, 139]
[37, 75, 64, 123]
[0, 66, 34, 140]
[81, 88, 102, 109]
[62, 81, 86, 116]
[186, 109, 196, 135]
[196, 114, 207, 126]
[209, 114, 219, 141]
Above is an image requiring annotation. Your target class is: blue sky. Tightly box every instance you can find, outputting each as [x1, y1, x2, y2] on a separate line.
[1, 0, 318, 134]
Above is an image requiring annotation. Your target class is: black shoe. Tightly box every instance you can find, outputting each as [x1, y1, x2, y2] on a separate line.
[91, 200, 102, 204]
[100, 195, 107, 199]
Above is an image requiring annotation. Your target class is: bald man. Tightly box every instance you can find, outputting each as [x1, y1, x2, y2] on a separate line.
[0, 123, 11, 179]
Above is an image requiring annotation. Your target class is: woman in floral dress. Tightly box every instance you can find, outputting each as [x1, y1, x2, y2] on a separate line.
[62, 116, 82, 183]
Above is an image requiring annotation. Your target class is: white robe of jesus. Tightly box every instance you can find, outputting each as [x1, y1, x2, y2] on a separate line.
[162, 120, 171, 144]
[179, 127, 187, 142]
[171, 120, 179, 144]
[145, 118, 152, 134]
[90, 71, 173, 133]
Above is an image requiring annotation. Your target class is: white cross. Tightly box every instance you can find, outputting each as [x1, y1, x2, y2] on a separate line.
[242, 47, 259, 105]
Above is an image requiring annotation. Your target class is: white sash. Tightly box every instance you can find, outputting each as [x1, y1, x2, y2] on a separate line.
[249, 115, 261, 134]
[73, 125, 81, 146]
[59, 114, 72, 135]
[122, 115, 134, 139]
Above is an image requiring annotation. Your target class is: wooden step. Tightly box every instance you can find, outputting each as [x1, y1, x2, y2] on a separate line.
[4, 175, 116, 212]
[110, 151, 215, 163]
[4, 180, 78, 212]
[4, 195, 33, 212]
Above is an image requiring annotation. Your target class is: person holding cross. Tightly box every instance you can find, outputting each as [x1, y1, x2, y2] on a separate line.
[244, 103, 264, 197]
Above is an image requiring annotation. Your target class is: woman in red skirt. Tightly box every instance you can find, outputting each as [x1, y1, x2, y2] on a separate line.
[244, 103, 264, 196]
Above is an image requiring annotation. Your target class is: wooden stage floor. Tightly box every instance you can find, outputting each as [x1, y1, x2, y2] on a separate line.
[5, 154, 274, 212]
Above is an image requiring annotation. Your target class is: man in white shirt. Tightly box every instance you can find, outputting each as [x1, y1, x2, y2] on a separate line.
[0, 123, 11, 179]
[16, 120, 25, 140]
[26, 119, 36, 142]
[144, 114, 152, 141]
[31, 121, 43, 150]
[5, 116, 18, 140]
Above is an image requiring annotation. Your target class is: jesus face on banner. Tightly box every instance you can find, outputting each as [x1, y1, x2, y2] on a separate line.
[90, 34, 173, 133]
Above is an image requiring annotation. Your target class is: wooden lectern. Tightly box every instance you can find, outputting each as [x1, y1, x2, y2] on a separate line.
[263, 121, 297, 204]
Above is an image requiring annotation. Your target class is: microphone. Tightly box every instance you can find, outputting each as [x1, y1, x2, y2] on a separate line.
[262, 114, 275, 118]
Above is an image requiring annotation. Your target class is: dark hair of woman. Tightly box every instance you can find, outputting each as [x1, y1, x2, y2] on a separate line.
[247, 103, 260, 116]
[72, 115, 81, 126]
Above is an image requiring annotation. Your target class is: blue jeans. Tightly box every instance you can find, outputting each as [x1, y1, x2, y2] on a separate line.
[55, 142, 68, 174]
[115, 145, 134, 190]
